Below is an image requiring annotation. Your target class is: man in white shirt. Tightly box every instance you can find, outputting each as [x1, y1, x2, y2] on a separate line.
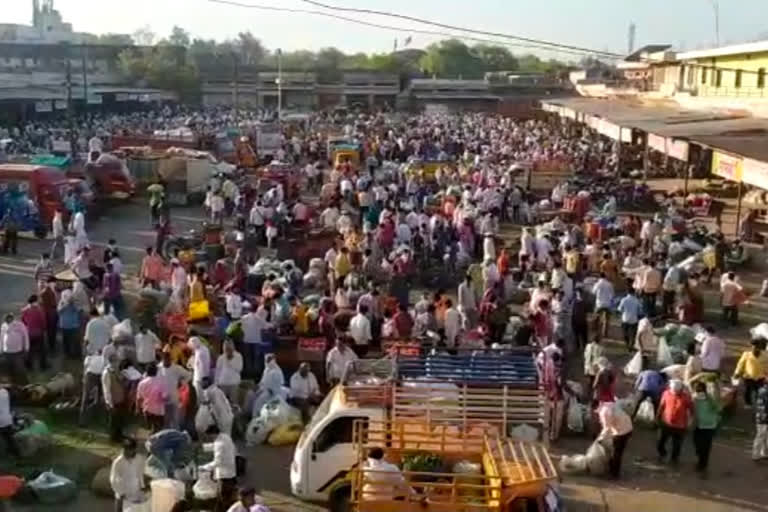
[226, 487, 264, 512]
[326, 337, 358, 385]
[443, 299, 461, 348]
[201, 377, 234, 436]
[361, 447, 411, 501]
[700, 326, 725, 374]
[79, 349, 105, 426]
[457, 274, 478, 328]
[241, 303, 272, 378]
[110, 439, 146, 511]
[289, 362, 323, 424]
[51, 208, 65, 261]
[84, 308, 111, 355]
[0, 387, 19, 456]
[592, 272, 615, 340]
[349, 305, 372, 357]
[215, 340, 243, 404]
[188, 336, 212, 398]
[134, 325, 160, 371]
[320, 205, 340, 230]
[1, 313, 28, 384]
[201, 424, 237, 505]
[158, 351, 191, 429]
[170, 259, 187, 305]
[225, 291, 243, 321]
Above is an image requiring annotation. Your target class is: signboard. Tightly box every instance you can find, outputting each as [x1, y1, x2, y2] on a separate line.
[87, 94, 103, 105]
[35, 101, 53, 113]
[648, 133, 666, 154]
[647, 134, 689, 162]
[54, 100, 67, 110]
[711, 151, 743, 182]
[621, 127, 633, 143]
[598, 119, 621, 140]
[667, 139, 689, 162]
[742, 158, 768, 190]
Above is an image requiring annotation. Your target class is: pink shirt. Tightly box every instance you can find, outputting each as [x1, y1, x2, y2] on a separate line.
[141, 255, 164, 282]
[136, 376, 167, 416]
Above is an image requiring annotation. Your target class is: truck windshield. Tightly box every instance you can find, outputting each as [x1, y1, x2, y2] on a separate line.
[297, 391, 333, 449]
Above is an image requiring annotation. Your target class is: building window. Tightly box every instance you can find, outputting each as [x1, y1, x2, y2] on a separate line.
[735, 69, 742, 88]
[701, 67, 707, 84]
[678, 65, 685, 85]
[715, 69, 722, 87]
[759, 68, 766, 89]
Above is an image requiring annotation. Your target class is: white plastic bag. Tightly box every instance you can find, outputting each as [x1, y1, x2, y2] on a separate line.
[195, 404, 215, 434]
[559, 454, 588, 474]
[624, 351, 643, 376]
[636, 399, 656, 425]
[566, 400, 585, 433]
[585, 438, 613, 475]
[510, 423, 539, 442]
[111, 319, 133, 342]
[657, 337, 673, 367]
[192, 471, 218, 500]
[750, 323, 768, 341]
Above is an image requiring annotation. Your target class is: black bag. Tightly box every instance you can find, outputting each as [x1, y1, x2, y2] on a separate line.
[236, 455, 247, 477]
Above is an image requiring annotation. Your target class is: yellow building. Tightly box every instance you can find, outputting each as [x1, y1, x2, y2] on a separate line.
[678, 41, 768, 98]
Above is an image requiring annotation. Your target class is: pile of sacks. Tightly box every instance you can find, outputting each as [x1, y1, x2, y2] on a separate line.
[246, 398, 303, 446]
[303, 258, 327, 290]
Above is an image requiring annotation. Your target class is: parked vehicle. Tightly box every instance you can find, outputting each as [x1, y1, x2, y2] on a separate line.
[349, 420, 560, 512]
[0, 164, 75, 230]
[290, 349, 545, 511]
[30, 154, 135, 200]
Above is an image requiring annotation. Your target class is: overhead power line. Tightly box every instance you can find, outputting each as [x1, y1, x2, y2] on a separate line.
[204, 0, 610, 59]
[298, 0, 623, 59]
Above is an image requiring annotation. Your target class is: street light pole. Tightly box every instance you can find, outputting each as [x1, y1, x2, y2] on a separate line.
[276, 48, 282, 123]
[710, 0, 720, 46]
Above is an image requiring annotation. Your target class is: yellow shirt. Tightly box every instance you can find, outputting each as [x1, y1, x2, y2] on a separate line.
[335, 253, 351, 279]
[735, 351, 766, 380]
[565, 251, 580, 274]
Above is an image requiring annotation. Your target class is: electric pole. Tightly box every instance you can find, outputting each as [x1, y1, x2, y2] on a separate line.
[232, 52, 240, 125]
[65, 44, 75, 159]
[81, 44, 89, 128]
[277, 48, 282, 123]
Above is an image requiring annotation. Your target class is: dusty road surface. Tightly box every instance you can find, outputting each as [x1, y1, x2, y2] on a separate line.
[3, 193, 768, 512]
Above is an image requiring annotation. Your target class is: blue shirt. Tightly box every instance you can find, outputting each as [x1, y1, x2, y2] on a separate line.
[58, 303, 81, 330]
[618, 294, 642, 323]
[635, 370, 665, 395]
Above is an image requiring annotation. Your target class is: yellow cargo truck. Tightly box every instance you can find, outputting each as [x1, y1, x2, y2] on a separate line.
[351, 420, 560, 512]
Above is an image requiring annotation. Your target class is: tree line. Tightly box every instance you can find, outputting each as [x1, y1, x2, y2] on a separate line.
[114, 26, 573, 102]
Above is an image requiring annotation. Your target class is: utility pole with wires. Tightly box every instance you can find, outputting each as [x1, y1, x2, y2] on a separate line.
[276, 48, 282, 123]
[65, 44, 76, 159]
[710, 0, 720, 46]
[232, 52, 240, 125]
[81, 44, 89, 128]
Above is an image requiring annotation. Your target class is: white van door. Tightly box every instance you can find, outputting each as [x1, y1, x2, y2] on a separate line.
[306, 415, 368, 497]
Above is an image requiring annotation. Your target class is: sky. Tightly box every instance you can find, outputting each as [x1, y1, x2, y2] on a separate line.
[4, 0, 768, 60]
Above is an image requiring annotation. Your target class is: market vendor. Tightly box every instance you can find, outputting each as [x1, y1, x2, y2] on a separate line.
[288, 362, 323, 424]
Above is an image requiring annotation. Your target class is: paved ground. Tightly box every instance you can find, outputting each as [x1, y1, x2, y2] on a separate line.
[3, 191, 768, 511]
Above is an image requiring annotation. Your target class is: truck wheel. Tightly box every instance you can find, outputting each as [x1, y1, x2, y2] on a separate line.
[329, 486, 351, 512]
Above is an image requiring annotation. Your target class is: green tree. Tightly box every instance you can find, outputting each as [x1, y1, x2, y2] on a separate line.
[132, 25, 155, 46]
[420, 39, 484, 78]
[472, 44, 518, 71]
[118, 46, 200, 103]
[167, 26, 191, 47]
[235, 31, 265, 65]
[92, 33, 134, 46]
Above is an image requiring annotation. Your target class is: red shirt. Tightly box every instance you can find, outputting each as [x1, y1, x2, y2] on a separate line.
[21, 304, 46, 338]
[659, 389, 693, 429]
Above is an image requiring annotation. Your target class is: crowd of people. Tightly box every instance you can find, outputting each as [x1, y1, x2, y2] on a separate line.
[0, 106, 765, 510]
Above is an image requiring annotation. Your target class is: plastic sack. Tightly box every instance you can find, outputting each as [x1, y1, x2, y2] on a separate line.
[585, 438, 613, 475]
[245, 417, 271, 446]
[15, 420, 52, 457]
[111, 319, 133, 342]
[750, 323, 768, 341]
[195, 405, 215, 435]
[28, 470, 77, 504]
[144, 455, 169, 480]
[188, 300, 211, 321]
[636, 399, 656, 426]
[510, 424, 539, 442]
[452, 461, 482, 474]
[559, 454, 588, 475]
[624, 351, 643, 376]
[261, 398, 302, 427]
[657, 337, 674, 367]
[268, 423, 304, 446]
[192, 471, 218, 500]
[90, 466, 113, 498]
[566, 400, 585, 433]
